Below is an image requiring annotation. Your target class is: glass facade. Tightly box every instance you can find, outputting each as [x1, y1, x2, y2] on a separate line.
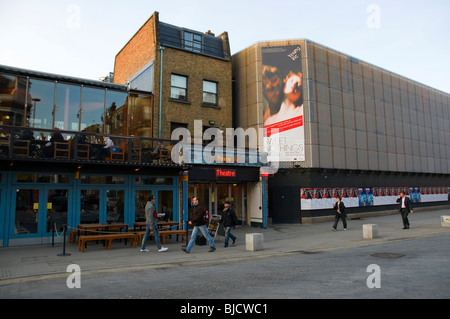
[27, 78, 55, 129]
[55, 83, 81, 131]
[0, 69, 153, 138]
[0, 73, 27, 126]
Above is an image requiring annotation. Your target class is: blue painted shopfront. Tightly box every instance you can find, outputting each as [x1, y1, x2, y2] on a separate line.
[0, 171, 179, 246]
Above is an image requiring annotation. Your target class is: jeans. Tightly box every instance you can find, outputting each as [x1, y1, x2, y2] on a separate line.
[224, 226, 236, 247]
[186, 224, 216, 253]
[141, 222, 162, 250]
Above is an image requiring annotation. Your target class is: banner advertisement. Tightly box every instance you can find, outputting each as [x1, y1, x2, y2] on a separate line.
[262, 45, 305, 162]
[300, 186, 448, 211]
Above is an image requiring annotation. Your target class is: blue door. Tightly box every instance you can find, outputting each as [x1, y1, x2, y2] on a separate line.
[11, 186, 70, 244]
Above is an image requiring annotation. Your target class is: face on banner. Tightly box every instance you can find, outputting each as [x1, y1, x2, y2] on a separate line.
[262, 45, 305, 162]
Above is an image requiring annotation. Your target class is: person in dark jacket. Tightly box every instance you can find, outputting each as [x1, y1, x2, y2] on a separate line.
[182, 197, 216, 253]
[332, 196, 347, 231]
[222, 201, 238, 247]
[43, 127, 65, 158]
[396, 191, 413, 229]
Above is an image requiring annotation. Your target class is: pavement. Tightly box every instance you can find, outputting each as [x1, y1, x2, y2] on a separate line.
[1, 206, 449, 285]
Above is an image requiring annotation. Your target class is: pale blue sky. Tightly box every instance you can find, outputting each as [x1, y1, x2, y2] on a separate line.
[1, 0, 449, 93]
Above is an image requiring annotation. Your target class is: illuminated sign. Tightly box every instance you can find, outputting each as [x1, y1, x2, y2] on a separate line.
[215, 169, 236, 178]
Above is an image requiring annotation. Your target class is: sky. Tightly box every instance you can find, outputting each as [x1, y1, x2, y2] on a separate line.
[0, 0, 449, 93]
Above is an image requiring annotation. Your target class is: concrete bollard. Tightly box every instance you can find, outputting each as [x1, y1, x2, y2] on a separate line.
[246, 233, 264, 251]
[441, 216, 450, 228]
[363, 224, 379, 239]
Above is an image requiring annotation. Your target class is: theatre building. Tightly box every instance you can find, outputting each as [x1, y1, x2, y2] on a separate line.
[232, 40, 450, 223]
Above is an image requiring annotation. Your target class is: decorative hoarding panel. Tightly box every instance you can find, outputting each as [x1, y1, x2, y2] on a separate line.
[300, 186, 448, 210]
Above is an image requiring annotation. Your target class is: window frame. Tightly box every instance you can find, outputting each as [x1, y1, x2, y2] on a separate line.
[170, 74, 188, 102]
[202, 80, 218, 106]
[183, 31, 202, 53]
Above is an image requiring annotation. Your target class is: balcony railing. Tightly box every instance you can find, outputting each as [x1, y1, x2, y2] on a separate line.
[0, 125, 179, 166]
[0, 125, 265, 167]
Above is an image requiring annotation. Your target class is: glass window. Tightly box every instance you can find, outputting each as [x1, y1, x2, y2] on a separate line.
[158, 190, 174, 221]
[80, 175, 125, 184]
[184, 32, 202, 53]
[193, 34, 202, 52]
[27, 78, 55, 129]
[135, 190, 152, 222]
[0, 73, 27, 126]
[16, 174, 70, 183]
[15, 189, 39, 234]
[55, 83, 81, 131]
[107, 190, 124, 223]
[203, 80, 218, 105]
[129, 64, 154, 92]
[105, 90, 128, 135]
[46, 189, 68, 232]
[128, 93, 152, 137]
[134, 177, 173, 185]
[80, 190, 100, 224]
[81, 87, 105, 134]
[170, 74, 187, 101]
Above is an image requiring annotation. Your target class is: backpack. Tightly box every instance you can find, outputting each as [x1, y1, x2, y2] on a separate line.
[203, 208, 210, 224]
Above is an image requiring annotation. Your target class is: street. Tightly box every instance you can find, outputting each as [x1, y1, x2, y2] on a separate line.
[2, 233, 449, 300]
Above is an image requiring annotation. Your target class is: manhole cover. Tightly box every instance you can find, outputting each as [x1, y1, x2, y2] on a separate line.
[371, 253, 405, 259]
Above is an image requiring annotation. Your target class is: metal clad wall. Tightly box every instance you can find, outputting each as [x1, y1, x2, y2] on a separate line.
[232, 40, 450, 175]
[307, 41, 450, 175]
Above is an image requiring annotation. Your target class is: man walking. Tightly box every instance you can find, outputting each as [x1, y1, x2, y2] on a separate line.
[396, 191, 413, 229]
[141, 195, 168, 252]
[182, 197, 216, 253]
[332, 196, 347, 231]
[222, 201, 238, 247]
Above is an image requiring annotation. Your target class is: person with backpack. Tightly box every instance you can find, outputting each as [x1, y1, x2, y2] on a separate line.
[182, 197, 216, 253]
[222, 201, 238, 247]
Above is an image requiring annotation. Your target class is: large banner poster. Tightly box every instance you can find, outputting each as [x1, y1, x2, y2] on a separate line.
[262, 45, 305, 162]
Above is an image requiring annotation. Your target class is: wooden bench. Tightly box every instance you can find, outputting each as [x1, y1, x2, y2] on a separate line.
[78, 233, 137, 252]
[70, 229, 96, 244]
[159, 230, 187, 244]
[135, 229, 187, 245]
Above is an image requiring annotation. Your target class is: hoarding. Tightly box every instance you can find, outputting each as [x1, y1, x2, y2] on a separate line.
[300, 186, 448, 210]
[262, 45, 305, 162]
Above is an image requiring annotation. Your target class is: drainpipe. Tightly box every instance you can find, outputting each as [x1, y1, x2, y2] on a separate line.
[159, 46, 165, 139]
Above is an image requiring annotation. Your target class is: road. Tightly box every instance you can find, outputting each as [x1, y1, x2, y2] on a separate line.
[2, 233, 449, 300]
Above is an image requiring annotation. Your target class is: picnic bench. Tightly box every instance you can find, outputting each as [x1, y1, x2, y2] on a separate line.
[71, 223, 129, 245]
[135, 229, 187, 245]
[78, 232, 138, 253]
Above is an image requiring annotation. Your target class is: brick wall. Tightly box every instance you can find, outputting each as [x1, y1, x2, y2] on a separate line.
[158, 47, 232, 139]
[113, 13, 158, 85]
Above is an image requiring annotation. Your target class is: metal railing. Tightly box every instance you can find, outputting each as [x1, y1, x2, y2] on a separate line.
[0, 125, 265, 167]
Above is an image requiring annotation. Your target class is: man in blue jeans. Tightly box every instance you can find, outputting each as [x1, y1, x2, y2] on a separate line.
[140, 194, 168, 252]
[182, 197, 216, 253]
